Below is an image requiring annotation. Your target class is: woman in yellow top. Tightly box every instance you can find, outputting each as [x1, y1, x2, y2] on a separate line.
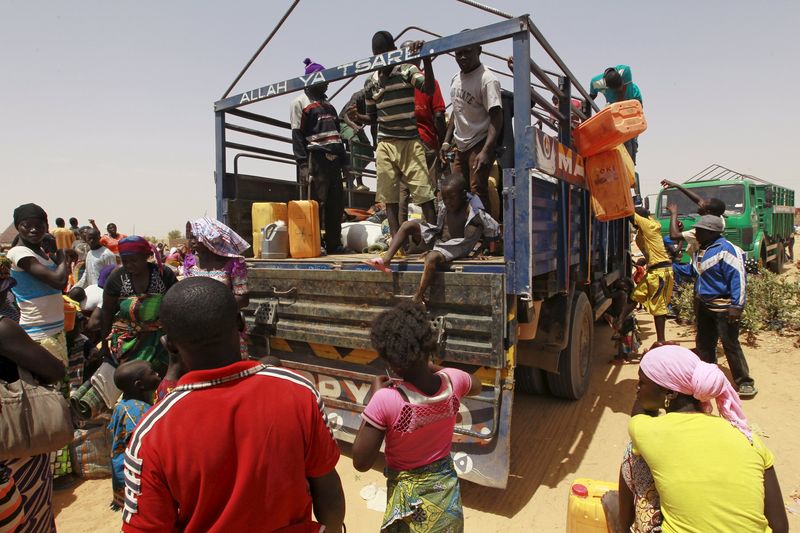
[624, 345, 788, 533]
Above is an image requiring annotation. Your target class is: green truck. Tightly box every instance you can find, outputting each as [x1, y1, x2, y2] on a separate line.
[654, 164, 795, 271]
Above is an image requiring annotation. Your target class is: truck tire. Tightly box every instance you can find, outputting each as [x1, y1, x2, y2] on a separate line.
[515, 365, 549, 395]
[547, 292, 593, 400]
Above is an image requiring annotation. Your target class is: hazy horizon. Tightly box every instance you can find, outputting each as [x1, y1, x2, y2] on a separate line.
[2, 0, 798, 237]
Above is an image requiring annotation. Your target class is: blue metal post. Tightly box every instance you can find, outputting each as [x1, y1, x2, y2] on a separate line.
[508, 23, 533, 295]
[215, 111, 226, 222]
[556, 76, 572, 292]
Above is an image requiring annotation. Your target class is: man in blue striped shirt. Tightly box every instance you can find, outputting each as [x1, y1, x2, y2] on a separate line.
[673, 215, 756, 397]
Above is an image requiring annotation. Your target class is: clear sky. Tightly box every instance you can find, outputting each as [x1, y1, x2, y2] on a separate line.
[2, 0, 799, 237]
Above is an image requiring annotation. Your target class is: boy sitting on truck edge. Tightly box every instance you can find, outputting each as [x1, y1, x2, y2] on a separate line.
[364, 174, 499, 305]
[347, 31, 438, 239]
[661, 179, 726, 256]
[353, 301, 481, 532]
[290, 58, 347, 254]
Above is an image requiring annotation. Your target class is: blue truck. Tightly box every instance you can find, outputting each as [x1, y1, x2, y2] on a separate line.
[213, 15, 630, 488]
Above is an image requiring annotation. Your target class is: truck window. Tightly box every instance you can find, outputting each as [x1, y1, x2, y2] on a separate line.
[658, 184, 745, 216]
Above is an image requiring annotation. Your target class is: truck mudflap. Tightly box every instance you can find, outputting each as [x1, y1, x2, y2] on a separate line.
[244, 263, 513, 488]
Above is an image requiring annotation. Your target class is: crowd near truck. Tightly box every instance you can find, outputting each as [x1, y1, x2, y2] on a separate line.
[655, 164, 795, 271]
[212, 15, 630, 488]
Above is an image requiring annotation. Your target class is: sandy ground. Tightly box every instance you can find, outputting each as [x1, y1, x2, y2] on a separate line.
[55, 265, 800, 532]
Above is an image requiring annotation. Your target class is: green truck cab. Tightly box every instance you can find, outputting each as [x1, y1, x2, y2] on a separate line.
[654, 164, 795, 271]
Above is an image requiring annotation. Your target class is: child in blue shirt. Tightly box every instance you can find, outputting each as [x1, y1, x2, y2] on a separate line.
[108, 360, 160, 510]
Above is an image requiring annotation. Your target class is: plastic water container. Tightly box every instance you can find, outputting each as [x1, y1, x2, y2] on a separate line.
[252, 202, 288, 257]
[574, 100, 647, 158]
[288, 200, 321, 258]
[260, 223, 289, 259]
[63, 298, 77, 332]
[566, 478, 617, 533]
[586, 145, 635, 222]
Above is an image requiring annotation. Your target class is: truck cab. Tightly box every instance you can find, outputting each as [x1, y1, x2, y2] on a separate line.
[655, 164, 795, 271]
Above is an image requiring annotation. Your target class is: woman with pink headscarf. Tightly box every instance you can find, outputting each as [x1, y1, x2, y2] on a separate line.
[619, 345, 787, 533]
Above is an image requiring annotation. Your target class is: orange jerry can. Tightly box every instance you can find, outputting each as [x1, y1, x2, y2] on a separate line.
[574, 99, 646, 158]
[252, 202, 288, 257]
[586, 145, 635, 222]
[287, 200, 321, 258]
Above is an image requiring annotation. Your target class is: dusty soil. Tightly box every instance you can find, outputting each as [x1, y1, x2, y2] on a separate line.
[55, 262, 800, 532]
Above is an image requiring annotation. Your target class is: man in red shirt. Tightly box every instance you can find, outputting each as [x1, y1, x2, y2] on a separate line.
[89, 219, 127, 255]
[399, 40, 447, 224]
[121, 277, 345, 533]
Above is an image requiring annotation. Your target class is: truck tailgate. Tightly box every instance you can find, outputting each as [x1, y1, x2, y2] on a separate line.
[244, 262, 513, 488]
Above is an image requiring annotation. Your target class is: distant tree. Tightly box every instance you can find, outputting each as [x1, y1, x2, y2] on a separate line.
[167, 230, 182, 241]
[143, 236, 160, 244]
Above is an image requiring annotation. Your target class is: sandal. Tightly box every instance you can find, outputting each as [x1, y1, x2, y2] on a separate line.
[362, 257, 392, 274]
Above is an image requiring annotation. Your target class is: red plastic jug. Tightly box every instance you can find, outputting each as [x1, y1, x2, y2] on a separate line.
[574, 100, 646, 158]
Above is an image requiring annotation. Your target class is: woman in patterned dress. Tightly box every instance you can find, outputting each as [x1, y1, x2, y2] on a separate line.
[184, 217, 250, 357]
[99, 236, 177, 376]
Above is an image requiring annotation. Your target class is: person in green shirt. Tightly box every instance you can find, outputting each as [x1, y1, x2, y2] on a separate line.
[589, 65, 642, 163]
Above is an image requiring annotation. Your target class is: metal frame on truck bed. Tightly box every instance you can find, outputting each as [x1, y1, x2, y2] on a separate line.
[213, 12, 630, 488]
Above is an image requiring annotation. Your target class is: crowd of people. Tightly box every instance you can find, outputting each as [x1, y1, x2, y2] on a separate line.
[0, 31, 789, 533]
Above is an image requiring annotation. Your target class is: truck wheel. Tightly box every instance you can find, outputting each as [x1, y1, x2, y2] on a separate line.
[515, 365, 549, 395]
[547, 292, 593, 400]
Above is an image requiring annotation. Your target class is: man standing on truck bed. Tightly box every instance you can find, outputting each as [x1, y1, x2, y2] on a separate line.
[290, 58, 346, 254]
[628, 207, 674, 345]
[589, 65, 642, 163]
[442, 38, 503, 212]
[348, 32, 437, 239]
[672, 215, 756, 397]
[398, 39, 447, 224]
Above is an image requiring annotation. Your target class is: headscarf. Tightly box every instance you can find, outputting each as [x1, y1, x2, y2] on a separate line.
[118, 236, 162, 273]
[188, 217, 250, 259]
[640, 345, 751, 442]
[303, 58, 324, 75]
[13, 203, 48, 228]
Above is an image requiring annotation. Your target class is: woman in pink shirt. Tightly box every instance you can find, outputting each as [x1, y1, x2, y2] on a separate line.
[353, 301, 481, 532]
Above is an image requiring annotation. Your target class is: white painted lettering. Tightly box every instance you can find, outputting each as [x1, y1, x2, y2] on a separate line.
[338, 62, 355, 76]
[299, 74, 313, 87]
[371, 54, 387, 69]
[343, 380, 371, 404]
[276, 80, 287, 93]
[266, 84, 277, 97]
[310, 71, 326, 84]
[558, 149, 573, 175]
[354, 58, 372, 74]
[386, 49, 404, 65]
[317, 376, 342, 399]
[240, 92, 250, 104]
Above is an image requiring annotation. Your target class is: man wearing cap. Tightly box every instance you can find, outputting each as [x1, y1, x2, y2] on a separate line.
[589, 65, 642, 163]
[673, 215, 756, 397]
[290, 58, 347, 254]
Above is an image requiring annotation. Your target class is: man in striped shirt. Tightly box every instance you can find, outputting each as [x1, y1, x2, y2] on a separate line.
[290, 58, 347, 253]
[122, 278, 345, 532]
[348, 31, 437, 237]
